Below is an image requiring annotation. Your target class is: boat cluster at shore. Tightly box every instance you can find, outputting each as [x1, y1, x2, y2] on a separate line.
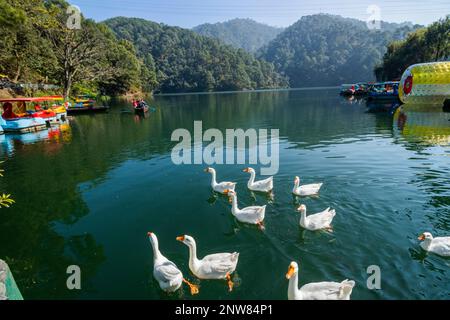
[148, 167, 450, 300]
[340, 61, 450, 109]
[340, 81, 400, 103]
[0, 95, 109, 135]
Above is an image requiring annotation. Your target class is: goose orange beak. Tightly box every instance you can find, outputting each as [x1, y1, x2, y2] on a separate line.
[147, 232, 153, 236]
[176, 235, 185, 242]
[418, 234, 425, 241]
[223, 189, 230, 195]
[204, 168, 209, 172]
[286, 265, 295, 279]
[243, 168, 249, 172]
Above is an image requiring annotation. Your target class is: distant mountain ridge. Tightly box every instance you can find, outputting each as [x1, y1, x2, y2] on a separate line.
[193, 18, 284, 53]
[104, 17, 288, 93]
[104, 14, 423, 92]
[259, 14, 422, 87]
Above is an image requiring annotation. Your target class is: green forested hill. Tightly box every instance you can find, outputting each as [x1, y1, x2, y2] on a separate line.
[375, 16, 449, 80]
[0, 0, 151, 98]
[259, 14, 420, 87]
[104, 17, 287, 93]
[2, 2, 434, 96]
[193, 18, 284, 53]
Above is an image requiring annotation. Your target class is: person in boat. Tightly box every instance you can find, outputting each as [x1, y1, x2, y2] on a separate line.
[138, 99, 148, 109]
[393, 84, 399, 95]
[2, 102, 19, 119]
[132, 99, 138, 108]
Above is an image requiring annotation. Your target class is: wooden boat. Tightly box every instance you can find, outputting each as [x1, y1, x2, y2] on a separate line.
[66, 105, 109, 114]
[67, 94, 109, 114]
[0, 259, 23, 300]
[134, 105, 149, 114]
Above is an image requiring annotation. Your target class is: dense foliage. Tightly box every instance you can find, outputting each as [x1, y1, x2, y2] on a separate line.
[0, 0, 152, 98]
[259, 14, 420, 87]
[2, 3, 436, 95]
[193, 18, 284, 53]
[104, 17, 288, 93]
[375, 16, 449, 80]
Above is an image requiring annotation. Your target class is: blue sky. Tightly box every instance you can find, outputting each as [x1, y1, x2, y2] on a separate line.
[70, 0, 450, 28]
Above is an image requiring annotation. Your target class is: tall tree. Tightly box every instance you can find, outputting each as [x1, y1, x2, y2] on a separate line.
[44, 1, 111, 98]
[375, 15, 449, 80]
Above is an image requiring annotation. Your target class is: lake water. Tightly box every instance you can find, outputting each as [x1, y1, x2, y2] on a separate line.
[0, 88, 449, 300]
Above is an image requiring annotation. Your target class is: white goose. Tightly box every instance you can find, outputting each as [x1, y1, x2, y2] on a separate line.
[176, 235, 239, 291]
[148, 232, 198, 295]
[292, 176, 323, 196]
[205, 167, 236, 194]
[286, 261, 355, 300]
[225, 189, 266, 229]
[418, 232, 450, 257]
[297, 204, 335, 231]
[243, 167, 273, 192]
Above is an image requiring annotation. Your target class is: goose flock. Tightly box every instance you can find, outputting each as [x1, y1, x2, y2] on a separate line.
[148, 167, 450, 300]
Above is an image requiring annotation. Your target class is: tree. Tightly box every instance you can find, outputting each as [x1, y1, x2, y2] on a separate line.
[0, 0, 55, 82]
[424, 17, 450, 61]
[44, 1, 111, 98]
[105, 17, 287, 93]
[259, 14, 420, 87]
[375, 15, 449, 80]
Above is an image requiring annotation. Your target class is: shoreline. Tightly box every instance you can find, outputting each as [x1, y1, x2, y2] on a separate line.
[153, 86, 340, 97]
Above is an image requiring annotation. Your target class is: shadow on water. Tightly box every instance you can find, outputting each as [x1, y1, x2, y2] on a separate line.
[0, 112, 173, 298]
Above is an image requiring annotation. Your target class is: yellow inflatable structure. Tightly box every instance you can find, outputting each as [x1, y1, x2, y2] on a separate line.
[399, 61, 450, 105]
[394, 104, 450, 145]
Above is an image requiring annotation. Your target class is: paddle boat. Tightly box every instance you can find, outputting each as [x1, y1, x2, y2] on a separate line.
[367, 81, 400, 102]
[67, 95, 109, 114]
[0, 98, 49, 133]
[36, 95, 67, 121]
[31, 96, 69, 122]
[0, 96, 66, 124]
[74, 95, 95, 108]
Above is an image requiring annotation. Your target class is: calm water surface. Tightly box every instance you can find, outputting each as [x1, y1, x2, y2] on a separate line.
[1, 89, 449, 299]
